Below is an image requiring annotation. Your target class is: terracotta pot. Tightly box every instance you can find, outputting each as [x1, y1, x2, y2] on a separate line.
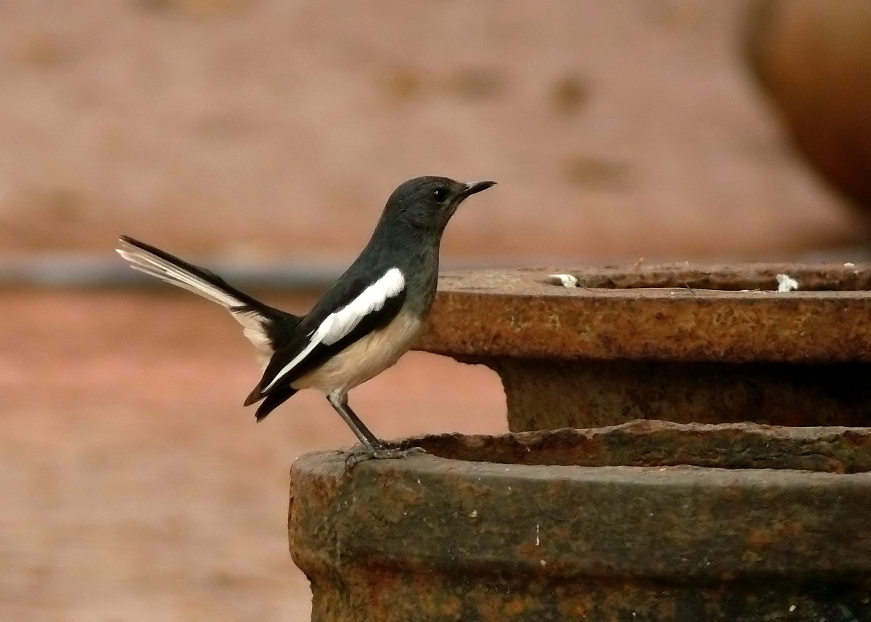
[747, 0, 871, 211]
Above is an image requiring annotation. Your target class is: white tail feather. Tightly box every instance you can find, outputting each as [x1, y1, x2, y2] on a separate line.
[116, 241, 243, 308]
[116, 239, 274, 365]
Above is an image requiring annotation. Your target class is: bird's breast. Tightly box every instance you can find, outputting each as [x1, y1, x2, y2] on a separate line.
[291, 311, 424, 394]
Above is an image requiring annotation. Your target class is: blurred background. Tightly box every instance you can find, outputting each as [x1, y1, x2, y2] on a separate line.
[3, 0, 871, 620]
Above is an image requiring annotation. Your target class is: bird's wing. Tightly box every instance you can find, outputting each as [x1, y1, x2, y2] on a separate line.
[246, 267, 407, 402]
[116, 236, 301, 364]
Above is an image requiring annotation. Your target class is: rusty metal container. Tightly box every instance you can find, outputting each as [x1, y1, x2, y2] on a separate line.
[290, 264, 871, 621]
[418, 264, 871, 431]
[290, 422, 871, 622]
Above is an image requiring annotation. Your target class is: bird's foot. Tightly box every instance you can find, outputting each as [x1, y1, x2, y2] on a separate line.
[344, 445, 426, 469]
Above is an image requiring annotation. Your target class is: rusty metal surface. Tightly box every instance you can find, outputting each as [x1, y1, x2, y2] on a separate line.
[547, 263, 871, 290]
[396, 419, 871, 472]
[290, 422, 871, 622]
[416, 265, 871, 363]
[494, 358, 871, 431]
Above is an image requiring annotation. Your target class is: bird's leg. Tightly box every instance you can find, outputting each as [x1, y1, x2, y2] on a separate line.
[326, 393, 383, 454]
[326, 393, 425, 467]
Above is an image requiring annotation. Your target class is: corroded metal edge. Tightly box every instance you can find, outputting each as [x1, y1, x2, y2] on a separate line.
[416, 266, 871, 362]
[394, 419, 871, 473]
[290, 422, 871, 582]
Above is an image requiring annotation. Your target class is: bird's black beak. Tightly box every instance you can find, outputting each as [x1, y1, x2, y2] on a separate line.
[460, 180, 496, 198]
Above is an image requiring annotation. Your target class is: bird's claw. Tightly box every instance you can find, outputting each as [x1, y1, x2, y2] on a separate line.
[344, 445, 426, 469]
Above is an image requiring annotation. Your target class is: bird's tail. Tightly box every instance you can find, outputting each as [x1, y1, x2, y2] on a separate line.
[116, 236, 302, 365]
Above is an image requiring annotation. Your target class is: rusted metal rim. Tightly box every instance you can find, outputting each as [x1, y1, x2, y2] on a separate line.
[416, 264, 871, 363]
[395, 419, 871, 472]
[290, 421, 871, 583]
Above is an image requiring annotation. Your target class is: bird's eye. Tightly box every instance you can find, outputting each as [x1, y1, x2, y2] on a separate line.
[432, 187, 448, 202]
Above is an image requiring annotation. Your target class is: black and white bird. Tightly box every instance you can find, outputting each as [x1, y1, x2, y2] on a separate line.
[117, 176, 495, 462]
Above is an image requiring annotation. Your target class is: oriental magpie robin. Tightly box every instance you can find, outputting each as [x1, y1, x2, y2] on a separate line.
[117, 176, 495, 462]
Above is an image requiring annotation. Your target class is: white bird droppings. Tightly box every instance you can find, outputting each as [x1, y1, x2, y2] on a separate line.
[776, 273, 799, 293]
[549, 273, 579, 288]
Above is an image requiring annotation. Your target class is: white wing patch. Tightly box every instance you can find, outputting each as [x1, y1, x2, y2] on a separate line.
[262, 267, 405, 392]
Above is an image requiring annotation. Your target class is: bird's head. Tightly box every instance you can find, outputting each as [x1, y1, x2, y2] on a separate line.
[382, 176, 496, 234]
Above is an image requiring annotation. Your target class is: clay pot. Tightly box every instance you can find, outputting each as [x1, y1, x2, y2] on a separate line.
[747, 0, 871, 211]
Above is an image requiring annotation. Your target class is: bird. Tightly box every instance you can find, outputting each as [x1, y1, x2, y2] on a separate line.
[116, 176, 495, 463]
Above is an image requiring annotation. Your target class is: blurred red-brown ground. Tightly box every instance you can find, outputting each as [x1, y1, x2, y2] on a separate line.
[0, 290, 506, 620]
